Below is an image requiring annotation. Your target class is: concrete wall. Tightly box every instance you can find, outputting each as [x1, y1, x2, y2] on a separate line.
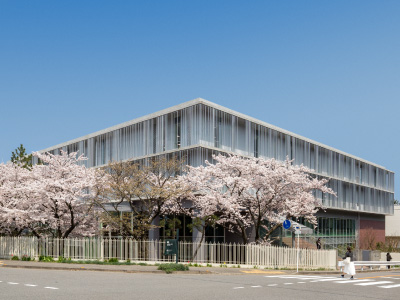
[380, 252, 400, 261]
[386, 205, 400, 237]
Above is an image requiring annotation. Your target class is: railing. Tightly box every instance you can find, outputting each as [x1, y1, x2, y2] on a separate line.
[338, 261, 400, 271]
[0, 236, 337, 270]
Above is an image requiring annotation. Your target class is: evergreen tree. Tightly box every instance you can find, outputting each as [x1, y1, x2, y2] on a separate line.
[11, 144, 32, 169]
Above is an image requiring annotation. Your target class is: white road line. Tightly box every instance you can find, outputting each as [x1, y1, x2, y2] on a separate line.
[355, 281, 393, 286]
[7, 282, 19, 285]
[44, 287, 59, 290]
[379, 284, 400, 289]
[233, 287, 244, 289]
[335, 279, 373, 284]
[265, 276, 299, 278]
[24, 284, 37, 287]
[265, 275, 329, 279]
[294, 277, 330, 280]
[267, 284, 278, 286]
[313, 278, 344, 282]
[251, 285, 262, 288]
[298, 282, 306, 284]
[284, 283, 293, 285]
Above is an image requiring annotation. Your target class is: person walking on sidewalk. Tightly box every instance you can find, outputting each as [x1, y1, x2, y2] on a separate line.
[316, 238, 321, 250]
[387, 252, 392, 269]
[341, 246, 355, 280]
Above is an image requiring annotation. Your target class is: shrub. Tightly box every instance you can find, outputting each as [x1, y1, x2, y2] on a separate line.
[21, 255, 32, 261]
[57, 256, 72, 263]
[158, 263, 189, 274]
[11, 255, 19, 261]
[107, 258, 119, 263]
[39, 255, 55, 262]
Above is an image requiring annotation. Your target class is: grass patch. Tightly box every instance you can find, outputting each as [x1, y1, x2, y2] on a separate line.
[157, 263, 189, 274]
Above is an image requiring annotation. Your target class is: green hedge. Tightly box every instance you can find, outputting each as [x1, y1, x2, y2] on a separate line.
[157, 263, 189, 274]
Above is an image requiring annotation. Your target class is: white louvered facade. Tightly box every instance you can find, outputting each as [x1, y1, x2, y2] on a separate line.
[35, 98, 394, 216]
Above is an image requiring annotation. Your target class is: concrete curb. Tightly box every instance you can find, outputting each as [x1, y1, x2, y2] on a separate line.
[0, 263, 214, 275]
[0, 264, 217, 275]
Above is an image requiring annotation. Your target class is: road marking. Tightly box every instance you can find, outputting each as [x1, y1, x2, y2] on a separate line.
[360, 275, 400, 279]
[267, 284, 278, 286]
[265, 275, 328, 278]
[24, 284, 37, 287]
[284, 283, 293, 285]
[7, 282, 19, 285]
[355, 281, 393, 286]
[251, 285, 262, 288]
[243, 270, 284, 274]
[379, 284, 400, 289]
[44, 287, 59, 290]
[298, 282, 306, 284]
[298, 277, 329, 280]
[313, 278, 344, 282]
[335, 279, 373, 284]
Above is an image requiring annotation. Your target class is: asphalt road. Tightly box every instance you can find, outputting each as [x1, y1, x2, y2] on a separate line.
[1, 268, 400, 300]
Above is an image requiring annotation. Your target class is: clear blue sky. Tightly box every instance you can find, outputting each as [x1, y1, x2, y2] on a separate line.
[1, 1, 399, 196]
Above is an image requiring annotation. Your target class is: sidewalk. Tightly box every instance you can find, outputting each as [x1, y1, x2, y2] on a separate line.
[1, 259, 390, 275]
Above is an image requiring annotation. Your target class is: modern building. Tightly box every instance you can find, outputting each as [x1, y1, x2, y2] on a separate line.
[35, 98, 395, 248]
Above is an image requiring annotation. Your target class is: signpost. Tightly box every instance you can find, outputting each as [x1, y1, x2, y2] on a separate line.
[164, 229, 179, 264]
[295, 226, 300, 273]
[283, 219, 292, 230]
[282, 219, 309, 272]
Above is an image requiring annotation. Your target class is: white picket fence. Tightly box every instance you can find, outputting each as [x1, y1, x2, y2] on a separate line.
[0, 236, 337, 270]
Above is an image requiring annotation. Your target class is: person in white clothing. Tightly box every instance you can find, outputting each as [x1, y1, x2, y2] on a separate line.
[341, 246, 355, 280]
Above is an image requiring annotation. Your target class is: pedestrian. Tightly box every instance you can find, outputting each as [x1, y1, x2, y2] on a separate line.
[387, 252, 392, 269]
[316, 238, 321, 250]
[341, 246, 355, 280]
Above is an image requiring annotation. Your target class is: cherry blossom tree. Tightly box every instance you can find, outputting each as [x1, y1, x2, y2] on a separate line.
[32, 151, 105, 238]
[0, 151, 106, 238]
[177, 154, 336, 244]
[0, 162, 42, 236]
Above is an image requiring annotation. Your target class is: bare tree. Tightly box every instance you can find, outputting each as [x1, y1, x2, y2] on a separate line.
[361, 227, 377, 250]
[94, 156, 189, 239]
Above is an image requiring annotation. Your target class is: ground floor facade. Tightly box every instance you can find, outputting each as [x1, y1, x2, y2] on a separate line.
[102, 208, 386, 250]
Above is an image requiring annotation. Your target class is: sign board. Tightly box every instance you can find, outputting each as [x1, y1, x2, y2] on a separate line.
[164, 239, 178, 256]
[283, 219, 292, 230]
